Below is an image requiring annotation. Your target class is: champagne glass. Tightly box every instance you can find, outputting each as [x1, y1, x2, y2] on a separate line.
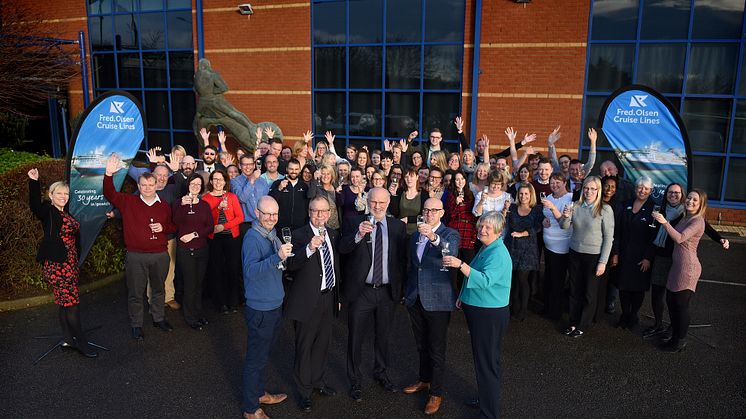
[367, 214, 376, 244]
[504, 196, 512, 214]
[281, 227, 294, 256]
[187, 193, 195, 215]
[650, 204, 661, 228]
[416, 215, 427, 245]
[540, 191, 547, 200]
[318, 226, 327, 244]
[149, 218, 157, 240]
[256, 159, 262, 171]
[440, 241, 451, 272]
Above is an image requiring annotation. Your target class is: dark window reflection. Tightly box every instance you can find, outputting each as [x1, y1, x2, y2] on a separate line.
[167, 0, 191, 9]
[314, 92, 346, 133]
[690, 155, 723, 199]
[686, 44, 737, 94]
[692, 0, 744, 39]
[640, 0, 690, 39]
[664, 96, 681, 114]
[636, 44, 685, 93]
[115, 14, 139, 50]
[387, 0, 422, 43]
[740, 53, 746, 97]
[147, 130, 172, 152]
[582, 95, 611, 148]
[314, 2, 346, 44]
[169, 51, 194, 88]
[146, 90, 170, 129]
[141, 0, 163, 11]
[123, 90, 142, 105]
[140, 12, 165, 50]
[422, 93, 460, 139]
[93, 54, 117, 88]
[89, 0, 112, 14]
[171, 91, 195, 129]
[173, 131, 199, 157]
[425, 0, 465, 42]
[591, 0, 639, 40]
[349, 139, 382, 151]
[350, 47, 382, 89]
[349, 93, 382, 137]
[314, 48, 346, 88]
[730, 100, 746, 154]
[167, 11, 192, 49]
[349, 0, 382, 44]
[385, 93, 419, 138]
[424, 45, 462, 90]
[89, 16, 113, 51]
[142, 52, 167, 88]
[117, 53, 142, 88]
[114, 0, 137, 12]
[725, 158, 746, 202]
[587, 44, 634, 92]
[386, 46, 420, 89]
[682, 98, 732, 153]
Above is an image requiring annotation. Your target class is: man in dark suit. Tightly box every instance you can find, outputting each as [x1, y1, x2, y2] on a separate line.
[339, 187, 407, 402]
[196, 145, 226, 174]
[402, 197, 460, 415]
[285, 196, 342, 413]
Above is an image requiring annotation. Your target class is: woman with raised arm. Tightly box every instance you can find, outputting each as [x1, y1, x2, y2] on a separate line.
[27, 168, 97, 358]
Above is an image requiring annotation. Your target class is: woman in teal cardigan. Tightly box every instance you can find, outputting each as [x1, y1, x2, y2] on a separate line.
[443, 210, 512, 419]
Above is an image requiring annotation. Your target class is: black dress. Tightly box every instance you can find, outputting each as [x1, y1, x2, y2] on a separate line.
[616, 199, 658, 292]
[504, 204, 544, 271]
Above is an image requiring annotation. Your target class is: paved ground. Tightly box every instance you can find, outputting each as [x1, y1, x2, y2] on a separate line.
[2, 236, 745, 419]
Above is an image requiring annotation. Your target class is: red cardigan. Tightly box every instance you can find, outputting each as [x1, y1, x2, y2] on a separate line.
[202, 192, 244, 238]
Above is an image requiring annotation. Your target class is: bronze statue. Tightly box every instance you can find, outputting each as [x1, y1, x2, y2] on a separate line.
[193, 58, 283, 152]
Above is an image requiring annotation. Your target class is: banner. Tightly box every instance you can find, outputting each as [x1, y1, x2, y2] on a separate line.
[599, 85, 692, 203]
[66, 91, 146, 264]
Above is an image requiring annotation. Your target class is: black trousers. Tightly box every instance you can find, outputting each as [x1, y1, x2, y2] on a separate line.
[177, 246, 209, 326]
[293, 291, 334, 398]
[543, 249, 568, 321]
[406, 298, 451, 396]
[510, 270, 531, 320]
[347, 285, 396, 386]
[667, 289, 693, 343]
[593, 273, 608, 323]
[208, 234, 242, 308]
[619, 290, 645, 327]
[650, 284, 667, 326]
[567, 250, 600, 330]
[463, 303, 509, 419]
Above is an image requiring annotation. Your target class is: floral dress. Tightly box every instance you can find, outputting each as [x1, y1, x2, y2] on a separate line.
[42, 212, 80, 307]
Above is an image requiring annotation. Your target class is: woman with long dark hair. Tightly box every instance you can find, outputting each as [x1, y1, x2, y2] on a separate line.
[445, 171, 477, 290]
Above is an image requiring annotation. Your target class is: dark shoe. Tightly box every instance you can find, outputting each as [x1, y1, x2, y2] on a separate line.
[568, 328, 584, 338]
[403, 381, 430, 394]
[659, 340, 687, 353]
[315, 386, 337, 396]
[375, 375, 398, 392]
[189, 323, 203, 331]
[198, 318, 210, 326]
[153, 320, 174, 332]
[300, 397, 312, 413]
[258, 392, 287, 405]
[605, 302, 616, 314]
[131, 327, 144, 340]
[60, 341, 76, 351]
[642, 325, 666, 339]
[76, 342, 98, 358]
[350, 386, 363, 402]
[615, 318, 627, 329]
[219, 305, 230, 315]
[424, 395, 442, 415]
[464, 398, 479, 408]
[562, 326, 576, 335]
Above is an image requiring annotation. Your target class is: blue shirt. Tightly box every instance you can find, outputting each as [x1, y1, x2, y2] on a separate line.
[231, 174, 269, 223]
[459, 237, 512, 308]
[242, 227, 285, 311]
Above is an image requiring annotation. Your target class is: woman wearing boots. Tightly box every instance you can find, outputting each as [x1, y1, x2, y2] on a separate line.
[28, 168, 97, 358]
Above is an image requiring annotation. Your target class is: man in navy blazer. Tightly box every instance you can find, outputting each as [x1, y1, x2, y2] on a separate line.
[339, 187, 407, 402]
[402, 197, 460, 415]
[285, 196, 342, 413]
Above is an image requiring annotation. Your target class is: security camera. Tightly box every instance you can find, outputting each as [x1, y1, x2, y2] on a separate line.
[238, 4, 253, 15]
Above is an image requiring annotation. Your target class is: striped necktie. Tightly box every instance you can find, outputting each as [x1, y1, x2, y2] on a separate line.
[321, 240, 335, 290]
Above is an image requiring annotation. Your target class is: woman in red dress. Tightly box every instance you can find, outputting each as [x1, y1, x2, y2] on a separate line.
[28, 168, 96, 358]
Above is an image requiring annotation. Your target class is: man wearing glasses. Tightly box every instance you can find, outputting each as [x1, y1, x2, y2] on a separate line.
[232, 155, 269, 236]
[197, 145, 225, 175]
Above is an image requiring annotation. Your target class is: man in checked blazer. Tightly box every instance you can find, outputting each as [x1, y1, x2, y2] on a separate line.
[285, 196, 342, 413]
[402, 197, 460, 415]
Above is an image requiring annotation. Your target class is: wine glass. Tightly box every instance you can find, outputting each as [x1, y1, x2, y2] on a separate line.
[440, 241, 450, 272]
[149, 218, 157, 240]
[281, 227, 294, 256]
[367, 214, 376, 244]
[650, 204, 661, 227]
[504, 196, 512, 214]
[187, 193, 195, 215]
[416, 215, 427, 244]
[540, 191, 547, 200]
[318, 226, 327, 245]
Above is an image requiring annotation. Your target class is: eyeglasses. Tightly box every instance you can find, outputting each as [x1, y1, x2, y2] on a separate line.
[204, 152, 216, 156]
[309, 208, 331, 214]
[667, 191, 682, 195]
[422, 208, 442, 214]
[429, 136, 442, 140]
[429, 176, 442, 180]
[257, 209, 278, 217]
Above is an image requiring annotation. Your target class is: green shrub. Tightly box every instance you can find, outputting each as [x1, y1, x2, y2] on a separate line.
[0, 148, 51, 175]
[83, 222, 125, 277]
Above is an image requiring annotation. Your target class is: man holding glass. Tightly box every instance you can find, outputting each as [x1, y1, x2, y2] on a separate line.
[339, 187, 407, 401]
[402, 197, 460, 415]
[285, 196, 341, 412]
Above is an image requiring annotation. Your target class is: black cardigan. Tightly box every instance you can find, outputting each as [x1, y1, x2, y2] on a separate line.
[28, 179, 79, 263]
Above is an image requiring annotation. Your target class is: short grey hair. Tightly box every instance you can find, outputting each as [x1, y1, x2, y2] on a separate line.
[635, 176, 653, 189]
[477, 211, 504, 236]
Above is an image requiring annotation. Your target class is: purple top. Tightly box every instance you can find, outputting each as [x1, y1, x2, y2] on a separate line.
[172, 198, 215, 249]
[336, 185, 365, 219]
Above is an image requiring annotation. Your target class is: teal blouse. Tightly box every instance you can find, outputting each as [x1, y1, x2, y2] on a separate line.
[459, 238, 512, 308]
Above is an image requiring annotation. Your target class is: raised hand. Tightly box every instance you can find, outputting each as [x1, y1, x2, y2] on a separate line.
[264, 126, 275, 139]
[303, 130, 314, 143]
[147, 147, 162, 163]
[408, 130, 418, 141]
[255, 126, 263, 143]
[28, 168, 39, 180]
[167, 153, 182, 172]
[218, 130, 227, 145]
[455, 116, 464, 133]
[504, 127, 517, 143]
[399, 139, 409, 152]
[199, 128, 210, 146]
[548, 126, 561, 146]
[588, 127, 598, 143]
[522, 133, 537, 146]
[383, 140, 392, 151]
[224, 153, 235, 166]
[105, 154, 122, 176]
[324, 130, 335, 144]
[481, 134, 491, 149]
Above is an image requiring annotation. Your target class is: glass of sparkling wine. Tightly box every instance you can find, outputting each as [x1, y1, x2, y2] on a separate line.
[367, 214, 376, 244]
[650, 205, 661, 227]
[149, 218, 157, 240]
[416, 215, 426, 244]
[281, 227, 294, 256]
[440, 241, 450, 272]
[187, 193, 195, 214]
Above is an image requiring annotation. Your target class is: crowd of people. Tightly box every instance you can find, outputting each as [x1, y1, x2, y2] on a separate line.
[28, 117, 730, 419]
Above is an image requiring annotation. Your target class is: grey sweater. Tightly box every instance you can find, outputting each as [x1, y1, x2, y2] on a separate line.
[559, 203, 615, 264]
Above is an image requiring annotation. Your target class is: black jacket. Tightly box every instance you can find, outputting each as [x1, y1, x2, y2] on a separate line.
[268, 178, 309, 231]
[28, 179, 79, 264]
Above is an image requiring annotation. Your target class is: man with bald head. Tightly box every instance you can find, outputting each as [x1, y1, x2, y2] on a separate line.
[401, 198, 459, 414]
[340, 187, 408, 401]
[241, 196, 292, 419]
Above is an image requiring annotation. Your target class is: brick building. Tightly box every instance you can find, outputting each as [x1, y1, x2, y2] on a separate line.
[6, 0, 746, 223]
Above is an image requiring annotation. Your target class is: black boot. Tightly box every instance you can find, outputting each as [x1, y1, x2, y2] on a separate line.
[58, 306, 74, 348]
[64, 305, 97, 359]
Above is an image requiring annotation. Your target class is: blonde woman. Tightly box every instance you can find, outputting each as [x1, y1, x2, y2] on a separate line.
[469, 163, 490, 197]
[308, 164, 340, 229]
[559, 176, 614, 337]
[461, 149, 477, 178]
[429, 150, 448, 172]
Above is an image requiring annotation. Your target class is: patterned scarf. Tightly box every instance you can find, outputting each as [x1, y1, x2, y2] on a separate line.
[653, 203, 685, 248]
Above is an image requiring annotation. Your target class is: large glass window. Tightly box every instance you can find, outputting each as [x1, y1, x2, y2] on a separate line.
[583, 0, 746, 207]
[87, 0, 196, 154]
[312, 0, 465, 150]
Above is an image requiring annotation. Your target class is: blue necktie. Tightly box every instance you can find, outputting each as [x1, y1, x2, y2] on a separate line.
[372, 222, 383, 286]
[321, 240, 335, 290]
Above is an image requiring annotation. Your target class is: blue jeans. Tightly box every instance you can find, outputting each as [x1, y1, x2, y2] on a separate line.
[242, 306, 282, 414]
